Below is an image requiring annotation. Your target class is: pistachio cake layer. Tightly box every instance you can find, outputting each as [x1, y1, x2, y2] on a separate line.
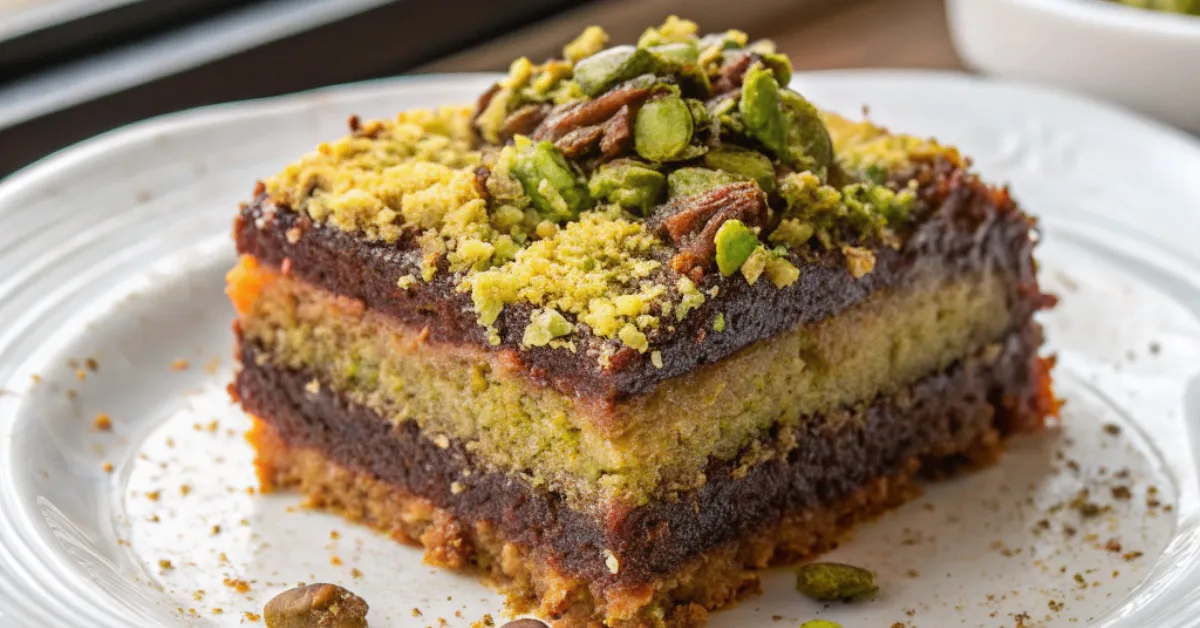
[231, 258, 1016, 507]
[236, 320, 1052, 627]
[228, 17, 1057, 628]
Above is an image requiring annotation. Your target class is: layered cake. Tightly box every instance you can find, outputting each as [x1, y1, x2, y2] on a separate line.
[228, 17, 1058, 628]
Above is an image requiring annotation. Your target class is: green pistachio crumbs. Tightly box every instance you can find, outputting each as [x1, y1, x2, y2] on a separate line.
[263, 17, 959, 358]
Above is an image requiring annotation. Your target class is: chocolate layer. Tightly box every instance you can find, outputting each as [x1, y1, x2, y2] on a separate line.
[233, 319, 1052, 585]
[235, 159, 1048, 402]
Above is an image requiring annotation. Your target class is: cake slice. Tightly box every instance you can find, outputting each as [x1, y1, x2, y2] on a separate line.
[228, 17, 1058, 628]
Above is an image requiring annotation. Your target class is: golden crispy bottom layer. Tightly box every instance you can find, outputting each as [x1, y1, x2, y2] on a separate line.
[250, 417, 1003, 628]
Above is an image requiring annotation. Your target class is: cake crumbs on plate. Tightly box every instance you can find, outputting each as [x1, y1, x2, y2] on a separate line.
[331, 555, 343, 566]
[93, 413, 113, 431]
[102, 461, 113, 473]
[205, 357, 222, 374]
[158, 559, 174, 572]
[350, 568, 363, 578]
[224, 577, 252, 593]
[242, 610, 261, 622]
[171, 359, 190, 371]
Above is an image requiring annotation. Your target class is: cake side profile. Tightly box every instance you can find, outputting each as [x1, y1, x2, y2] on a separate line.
[228, 17, 1057, 627]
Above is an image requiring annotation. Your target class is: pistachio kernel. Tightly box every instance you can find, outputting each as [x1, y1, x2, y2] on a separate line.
[666, 167, 744, 199]
[572, 45, 662, 97]
[634, 95, 695, 162]
[714, 219, 759, 276]
[588, 160, 667, 215]
[798, 621, 843, 628]
[703, 147, 776, 193]
[263, 583, 368, 628]
[794, 562, 878, 602]
[510, 140, 592, 220]
[739, 62, 788, 160]
[522, 308, 574, 347]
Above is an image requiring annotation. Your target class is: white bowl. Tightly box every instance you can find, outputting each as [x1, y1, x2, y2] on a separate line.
[947, 0, 1200, 132]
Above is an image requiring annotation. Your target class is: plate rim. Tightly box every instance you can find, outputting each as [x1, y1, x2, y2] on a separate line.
[3, 69, 1200, 628]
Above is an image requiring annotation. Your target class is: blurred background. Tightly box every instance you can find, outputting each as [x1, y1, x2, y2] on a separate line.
[0, 0, 953, 177]
[3, 0, 1197, 178]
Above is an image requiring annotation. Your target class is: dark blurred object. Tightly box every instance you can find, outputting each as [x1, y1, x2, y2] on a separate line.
[0, 0, 589, 177]
[0, 0, 253, 77]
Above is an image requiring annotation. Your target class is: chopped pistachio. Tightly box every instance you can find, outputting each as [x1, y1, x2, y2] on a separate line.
[634, 95, 694, 162]
[769, 218, 815, 249]
[794, 562, 878, 602]
[746, 38, 777, 55]
[650, 350, 664, 369]
[588, 160, 666, 215]
[511, 140, 591, 220]
[667, 167, 744, 199]
[650, 42, 699, 64]
[780, 90, 834, 171]
[703, 147, 776, 193]
[618, 323, 649, 352]
[714, 219, 759, 276]
[685, 98, 710, 128]
[564, 26, 609, 63]
[739, 63, 789, 159]
[759, 52, 793, 87]
[572, 45, 662, 97]
[740, 246, 768, 285]
[842, 245, 876, 278]
[799, 621, 843, 628]
[522, 308, 574, 347]
[697, 29, 748, 52]
[764, 255, 800, 288]
[712, 313, 726, 332]
[637, 15, 699, 47]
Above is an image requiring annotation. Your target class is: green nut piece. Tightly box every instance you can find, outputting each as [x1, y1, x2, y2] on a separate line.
[794, 562, 878, 602]
[703, 147, 776, 193]
[760, 52, 793, 87]
[572, 45, 662, 97]
[264, 583, 368, 628]
[522, 308, 573, 347]
[798, 621, 843, 628]
[634, 95, 695, 162]
[511, 141, 592, 220]
[650, 42, 699, 64]
[714, 219, 759, 276]
[588, 160, 666, 215]
[739, 62, 789, 159]
[667, 167, 744, 199]
[780, 90, 833, 171]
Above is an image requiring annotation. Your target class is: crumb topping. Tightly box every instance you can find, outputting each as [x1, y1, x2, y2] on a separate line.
[258, 17, 961, 355]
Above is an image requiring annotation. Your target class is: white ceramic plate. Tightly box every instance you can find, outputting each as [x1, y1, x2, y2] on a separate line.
[946, 0, 1200, 132]
[2, 72, 1200, 628]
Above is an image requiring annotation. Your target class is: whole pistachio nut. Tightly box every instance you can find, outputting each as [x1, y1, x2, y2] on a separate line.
[263, 583, 368, 628]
